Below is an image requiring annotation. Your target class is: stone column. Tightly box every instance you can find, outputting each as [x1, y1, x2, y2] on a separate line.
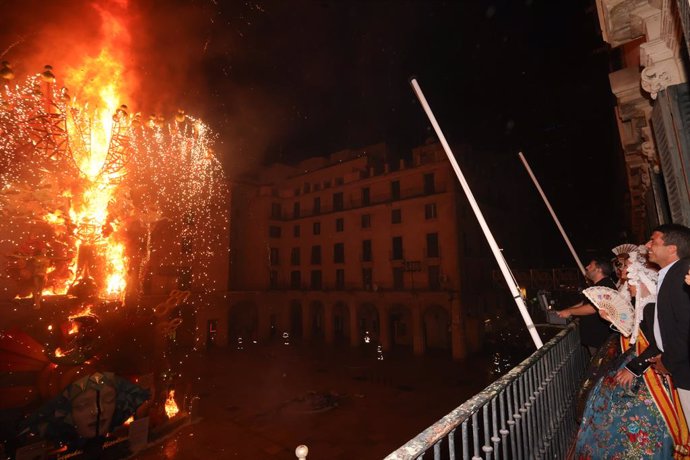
[324, 302, 334, 345]
[349, 302, 359, 347]
[377, 305, 391, 352]
[450, 296, 466, 360]
[412, 304, 425, 356]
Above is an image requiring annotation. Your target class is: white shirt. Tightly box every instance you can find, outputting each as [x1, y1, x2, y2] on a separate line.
[653, 259, 678, 351]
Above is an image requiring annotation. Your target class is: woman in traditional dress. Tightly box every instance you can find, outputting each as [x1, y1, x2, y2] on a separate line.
[573, 246, 690, 459]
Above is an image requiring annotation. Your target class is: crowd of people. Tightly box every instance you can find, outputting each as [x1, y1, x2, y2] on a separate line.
[555, 223, 690, 459]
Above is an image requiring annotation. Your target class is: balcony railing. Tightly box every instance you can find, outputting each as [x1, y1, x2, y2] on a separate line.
[385, 322, 587, 459]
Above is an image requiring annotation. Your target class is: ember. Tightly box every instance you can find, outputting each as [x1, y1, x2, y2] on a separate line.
[164, 390, 179, 419]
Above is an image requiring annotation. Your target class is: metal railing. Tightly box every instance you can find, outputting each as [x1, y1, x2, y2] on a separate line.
[385, 322, 588, 460]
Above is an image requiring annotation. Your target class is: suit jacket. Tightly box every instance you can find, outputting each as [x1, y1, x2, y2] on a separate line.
[655, 258, 690, 389]
[625, 302, 659, 376]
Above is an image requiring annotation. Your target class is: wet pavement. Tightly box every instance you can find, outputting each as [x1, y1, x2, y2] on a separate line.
[135, 340, 495, 459]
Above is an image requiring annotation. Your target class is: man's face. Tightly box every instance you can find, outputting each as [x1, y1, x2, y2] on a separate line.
[585, 260, 600, 282]
[71, 386, 116, 438]
[645, 231, 677, 267]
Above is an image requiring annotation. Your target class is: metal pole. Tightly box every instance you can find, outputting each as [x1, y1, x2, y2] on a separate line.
[518, 152, 586, 276]
[409, 78, 543, 349]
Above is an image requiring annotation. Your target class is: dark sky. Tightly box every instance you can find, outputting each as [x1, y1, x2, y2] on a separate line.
[0, 0, 627, 267]
[197, 0, 626, 266]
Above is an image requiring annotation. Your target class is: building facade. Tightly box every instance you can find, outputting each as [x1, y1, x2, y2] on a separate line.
[596, 0, 690, 240]
[198, 142, 496, 360]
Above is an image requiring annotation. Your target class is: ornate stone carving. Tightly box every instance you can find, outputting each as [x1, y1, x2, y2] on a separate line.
[641, 63, 674, 99]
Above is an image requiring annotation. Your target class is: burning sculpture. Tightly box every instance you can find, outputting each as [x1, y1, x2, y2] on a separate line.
[0, 65, 227, 306]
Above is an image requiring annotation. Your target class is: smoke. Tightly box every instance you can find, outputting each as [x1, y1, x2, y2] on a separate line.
[0, 0, 287, 178]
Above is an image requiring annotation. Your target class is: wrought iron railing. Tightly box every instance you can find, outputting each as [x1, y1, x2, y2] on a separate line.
[385, 322, 588, 459]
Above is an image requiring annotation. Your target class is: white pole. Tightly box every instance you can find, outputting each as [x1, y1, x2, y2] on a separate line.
[518, 152, 586, 277]
[409, 78, 543, 349]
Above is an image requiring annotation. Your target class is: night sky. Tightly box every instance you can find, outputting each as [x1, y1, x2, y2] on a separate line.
[1, 0, 627, 267]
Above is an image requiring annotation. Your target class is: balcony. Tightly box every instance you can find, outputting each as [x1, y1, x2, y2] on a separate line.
[385, 323, 587, 459]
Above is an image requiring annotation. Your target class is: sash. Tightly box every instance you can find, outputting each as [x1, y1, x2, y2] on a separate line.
[621, 333, 690, 458]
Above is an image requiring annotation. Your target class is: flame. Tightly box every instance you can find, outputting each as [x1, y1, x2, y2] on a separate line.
[69, 305, 93, 320]
[54, 348, 65, 358]
[67, 322, 79, 335]
[54, 3, 132, 299]
[124, 415, 134, 426]
[165, 390, 179, 419]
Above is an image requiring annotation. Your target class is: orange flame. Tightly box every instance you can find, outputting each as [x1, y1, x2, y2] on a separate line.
[46, 2, 133, 299]
[165, 390, 179, 419]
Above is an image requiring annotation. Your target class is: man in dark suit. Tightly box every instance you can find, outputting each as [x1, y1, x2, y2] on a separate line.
[642, 224, 690, 424]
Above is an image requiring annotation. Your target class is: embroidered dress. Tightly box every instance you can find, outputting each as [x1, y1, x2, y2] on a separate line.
[574, 337, 674, 459]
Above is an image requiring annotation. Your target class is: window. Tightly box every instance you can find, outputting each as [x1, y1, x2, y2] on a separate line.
[290, 271, 301, 289]
[424, 173, 435, 194]
[293, 202, 301, 218]
[426, 232, 439, 258]
[335, 218, 344, 232]
[361, 214, 371, 229]
[362, 187, 370, 206]
[333, 192, 344, 211]
[294, 188, 301, 196]
[362, 239, 372, 262]
[313, 221, 321, 235]
[269, 226, 281, 238]
[313, 197, 321, 214]
[270, 248, 279, 265]
[293, 224, 301, 237]
[271, 203, 282, 219]
[391, 209, 402, 224]
[391, 180, 401, 200]
[392, 236, 403, 260]
[334, 243, 345, 263]
[362, 268, 373, 290]
[335, 177, 344, 186]
[425, 203, 437, 220]
[303, 182, 311, 193]
[428, 265, 441, 290]
[269, 270, 278, 289]
[291, 247, 300, 265]
[310, 270, 322, 290]
[314, 182, 321, 191]
[311, 245, 321, 264]
[393, 267, 405, 290]
[335, 269, 345, 289]
[324, 180, 331, 189]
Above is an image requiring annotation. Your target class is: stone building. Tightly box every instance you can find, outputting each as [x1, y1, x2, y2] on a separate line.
[596, 0, 690, 240]
[198, 142, 498, 360]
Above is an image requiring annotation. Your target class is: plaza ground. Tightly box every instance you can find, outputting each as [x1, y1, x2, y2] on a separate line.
[136, 340, 500, 460]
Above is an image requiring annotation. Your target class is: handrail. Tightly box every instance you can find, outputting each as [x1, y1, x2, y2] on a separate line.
[385, 322, 587, 459]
